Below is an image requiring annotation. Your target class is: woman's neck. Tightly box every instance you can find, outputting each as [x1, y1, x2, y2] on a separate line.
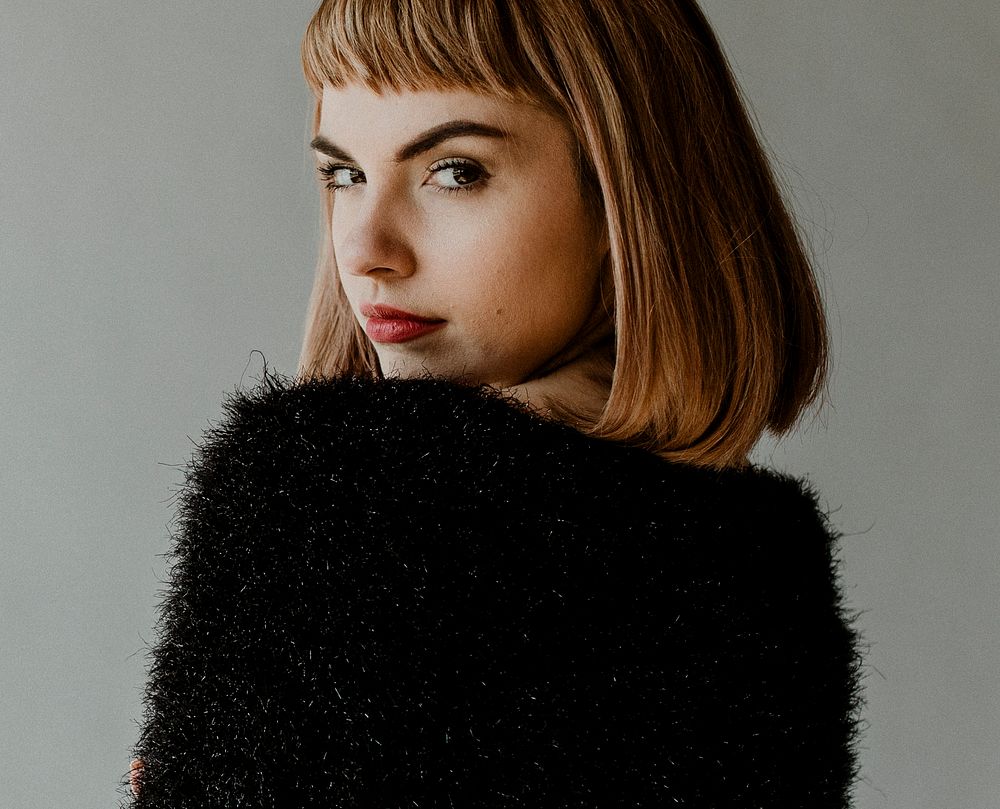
[503, 307, 615, 429]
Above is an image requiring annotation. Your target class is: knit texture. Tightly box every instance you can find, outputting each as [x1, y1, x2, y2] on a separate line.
[127, 369, 863, 808]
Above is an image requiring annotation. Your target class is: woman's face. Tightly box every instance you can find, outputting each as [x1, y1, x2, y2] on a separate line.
[314, 83, 609, 388]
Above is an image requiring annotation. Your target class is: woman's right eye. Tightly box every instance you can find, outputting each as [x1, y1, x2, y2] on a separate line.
[317, 162, 360, 193]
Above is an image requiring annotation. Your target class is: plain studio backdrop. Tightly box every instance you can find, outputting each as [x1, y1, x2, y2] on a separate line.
[1, 2, 997, 806]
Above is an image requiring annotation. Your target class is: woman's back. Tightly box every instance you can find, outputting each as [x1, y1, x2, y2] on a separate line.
[130, 371, 860, 807]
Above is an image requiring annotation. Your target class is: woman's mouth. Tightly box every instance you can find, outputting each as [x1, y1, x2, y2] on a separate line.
[360, 303, 446, 344]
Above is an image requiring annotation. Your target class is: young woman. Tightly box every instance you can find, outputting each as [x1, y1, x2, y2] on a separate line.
[128, 1, 862, 806]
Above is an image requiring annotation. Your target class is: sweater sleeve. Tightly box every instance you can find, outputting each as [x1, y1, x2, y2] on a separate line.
[129, 379, 315, 807]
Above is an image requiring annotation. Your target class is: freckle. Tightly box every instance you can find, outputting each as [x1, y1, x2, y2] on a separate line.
[496, 308, 503, 316]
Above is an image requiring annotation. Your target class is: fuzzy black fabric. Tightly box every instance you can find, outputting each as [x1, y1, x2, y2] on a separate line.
[128, 369, 862, 808]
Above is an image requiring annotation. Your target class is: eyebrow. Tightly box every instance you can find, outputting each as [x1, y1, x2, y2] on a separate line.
[310, 119, 514, 164]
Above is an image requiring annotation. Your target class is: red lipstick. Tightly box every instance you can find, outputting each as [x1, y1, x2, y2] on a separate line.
[360, 303, 446, 344]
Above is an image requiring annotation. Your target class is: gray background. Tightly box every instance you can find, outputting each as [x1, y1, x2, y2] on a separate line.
[1, 1, 996, 806]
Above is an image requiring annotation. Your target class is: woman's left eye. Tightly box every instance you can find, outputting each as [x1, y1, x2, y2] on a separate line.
[429, 159, 489, 194]
[316, 158, 489, 195]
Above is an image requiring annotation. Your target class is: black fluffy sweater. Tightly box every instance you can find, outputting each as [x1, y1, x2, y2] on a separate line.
[129, 370, 862, 808]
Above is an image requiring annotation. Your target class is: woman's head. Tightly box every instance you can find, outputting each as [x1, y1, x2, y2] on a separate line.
[311, 82, 611, 390]
[297, 0, 828, 469]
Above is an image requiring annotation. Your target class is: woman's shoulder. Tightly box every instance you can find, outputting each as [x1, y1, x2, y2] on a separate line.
[194, 369, 804, 484]
[195, 368, 569, 473]
[184, 369, 835, 556]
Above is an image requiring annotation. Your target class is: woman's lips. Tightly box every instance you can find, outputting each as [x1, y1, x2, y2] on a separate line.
[360, 303, 446, 344]
[365, 317, 446, 343]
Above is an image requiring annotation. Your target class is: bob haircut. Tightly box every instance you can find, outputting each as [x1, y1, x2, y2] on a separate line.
[296, 0, 828, 470]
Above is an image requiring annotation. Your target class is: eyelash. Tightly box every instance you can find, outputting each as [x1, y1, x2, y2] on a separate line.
[316, 158, 487, 196]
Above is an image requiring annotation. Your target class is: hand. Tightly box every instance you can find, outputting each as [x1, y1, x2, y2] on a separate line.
[129, 758, 144, 797]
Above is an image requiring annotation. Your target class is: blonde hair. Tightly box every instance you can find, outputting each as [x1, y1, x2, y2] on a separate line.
[296, 0, 828, 470]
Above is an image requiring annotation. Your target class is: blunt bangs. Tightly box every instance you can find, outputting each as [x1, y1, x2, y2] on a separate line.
[301, 0, 547, 104]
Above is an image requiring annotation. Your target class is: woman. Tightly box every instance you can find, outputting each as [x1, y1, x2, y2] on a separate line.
[128, 0, 862, 806]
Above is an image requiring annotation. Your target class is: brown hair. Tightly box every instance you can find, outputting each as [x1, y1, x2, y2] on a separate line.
[296, 0, 828, 469]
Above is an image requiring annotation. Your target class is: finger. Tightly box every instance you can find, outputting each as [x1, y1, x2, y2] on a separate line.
[129, 759, 144, 796]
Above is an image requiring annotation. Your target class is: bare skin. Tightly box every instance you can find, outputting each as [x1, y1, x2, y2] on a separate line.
[129, 758, 142, 796]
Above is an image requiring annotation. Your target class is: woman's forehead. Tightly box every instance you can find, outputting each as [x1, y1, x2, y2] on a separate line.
[317, 83, 569, 159]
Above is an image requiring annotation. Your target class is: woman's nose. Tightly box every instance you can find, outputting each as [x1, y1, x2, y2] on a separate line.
[333, 193, 418, 280]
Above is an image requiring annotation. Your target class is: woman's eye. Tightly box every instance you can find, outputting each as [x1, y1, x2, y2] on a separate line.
[316, 159, 488, 196]
[317, 163, 360, 192]
[428, 159, 488, 195]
